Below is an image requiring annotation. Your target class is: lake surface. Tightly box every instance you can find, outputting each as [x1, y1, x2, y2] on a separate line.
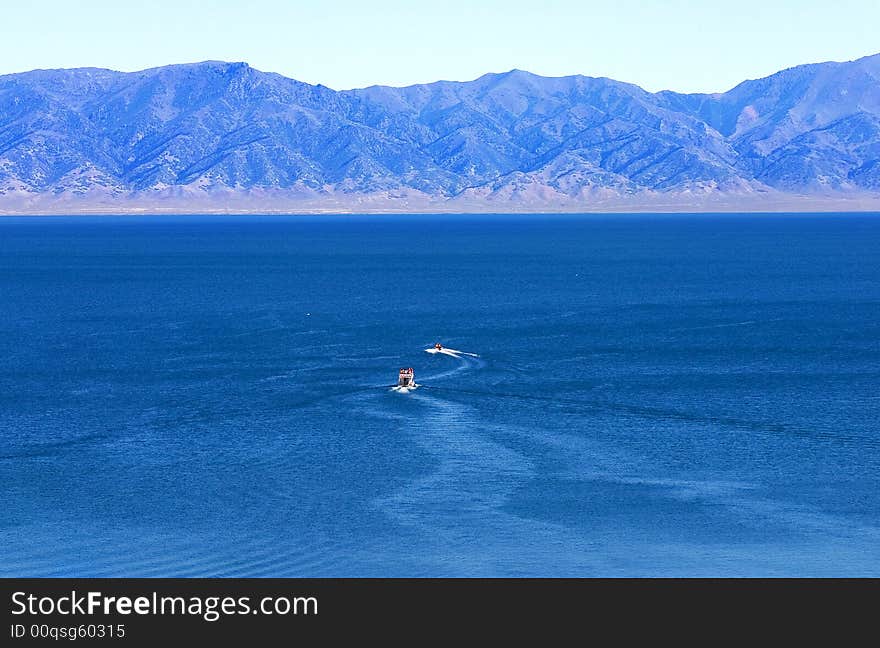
[1, 213, 878, 576]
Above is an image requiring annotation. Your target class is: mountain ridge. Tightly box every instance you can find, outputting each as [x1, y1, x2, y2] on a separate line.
[2, 54, 880, 213]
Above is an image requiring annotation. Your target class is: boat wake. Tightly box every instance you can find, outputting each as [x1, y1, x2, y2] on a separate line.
[425, 347, 480, 358]
[384, 346, 483, 394]
[420, 346, 484, 383]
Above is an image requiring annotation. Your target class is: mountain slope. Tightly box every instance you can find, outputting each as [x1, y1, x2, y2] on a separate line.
[659, 54, 880, 191]
[1, 54, 879, 212]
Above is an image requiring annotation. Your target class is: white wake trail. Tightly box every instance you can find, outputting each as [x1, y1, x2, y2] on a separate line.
[424, 347, 480, 358]
[419, 346, 484, 383]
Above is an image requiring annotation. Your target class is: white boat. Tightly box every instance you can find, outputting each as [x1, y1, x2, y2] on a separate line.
[397, 367, 415, 388]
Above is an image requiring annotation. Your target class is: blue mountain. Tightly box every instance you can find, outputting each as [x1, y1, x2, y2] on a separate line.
[1, 54, 879, 211]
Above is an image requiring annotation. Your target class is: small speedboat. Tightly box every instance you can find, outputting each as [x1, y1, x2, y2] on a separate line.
[398, 367, 415, 388]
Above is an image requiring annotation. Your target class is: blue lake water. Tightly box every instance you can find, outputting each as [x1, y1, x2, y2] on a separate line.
[1, 213, 878, 576]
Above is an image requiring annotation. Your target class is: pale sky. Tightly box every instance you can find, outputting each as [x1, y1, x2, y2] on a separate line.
[2, 0, 879, 93]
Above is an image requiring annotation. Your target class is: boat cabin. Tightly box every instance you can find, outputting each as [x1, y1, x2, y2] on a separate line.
[398, 367, 415, 387]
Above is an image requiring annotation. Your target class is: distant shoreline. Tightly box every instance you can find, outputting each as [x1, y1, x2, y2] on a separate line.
[4, 210, 880, 217]
[3, 197, 880, 216]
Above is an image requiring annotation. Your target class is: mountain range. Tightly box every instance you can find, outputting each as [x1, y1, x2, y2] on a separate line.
[2, 54, 880, 213]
